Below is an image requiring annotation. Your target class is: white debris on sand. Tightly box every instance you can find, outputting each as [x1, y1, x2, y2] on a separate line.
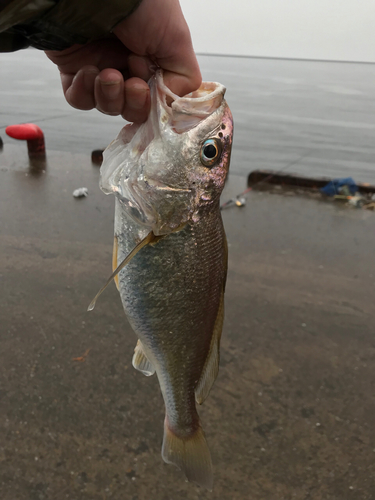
[73, 187, 88, 198]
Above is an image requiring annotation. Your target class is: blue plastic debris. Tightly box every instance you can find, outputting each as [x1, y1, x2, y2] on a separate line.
[320, 178, 358, 196]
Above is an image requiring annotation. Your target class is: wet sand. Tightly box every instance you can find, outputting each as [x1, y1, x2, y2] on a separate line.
[1, 142, 375, 499]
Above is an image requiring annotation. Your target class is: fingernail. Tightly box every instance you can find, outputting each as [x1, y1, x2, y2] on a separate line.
[128, 87, 149, 110]
[83, 69, 99, 92]
[101, 80, 121, 100]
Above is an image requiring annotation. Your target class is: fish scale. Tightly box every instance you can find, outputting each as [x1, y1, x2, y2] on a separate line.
[116, 205, 225, 411]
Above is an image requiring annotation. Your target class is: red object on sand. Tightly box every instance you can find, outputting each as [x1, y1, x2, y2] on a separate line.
[6, 123, 45, 156]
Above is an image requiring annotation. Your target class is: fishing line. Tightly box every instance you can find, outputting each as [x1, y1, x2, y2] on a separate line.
[220, 149, 314, 210]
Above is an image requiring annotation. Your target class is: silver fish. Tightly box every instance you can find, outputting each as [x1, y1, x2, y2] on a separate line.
[90, 70, 233, 489]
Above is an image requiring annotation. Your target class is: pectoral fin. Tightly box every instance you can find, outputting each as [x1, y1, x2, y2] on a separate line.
[88, 231, 156, 311]
[132, 340, 155, 376]
[195, 289, 224, 405]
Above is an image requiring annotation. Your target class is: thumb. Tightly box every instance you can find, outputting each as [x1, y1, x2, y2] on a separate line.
[114, 0, 202, 97]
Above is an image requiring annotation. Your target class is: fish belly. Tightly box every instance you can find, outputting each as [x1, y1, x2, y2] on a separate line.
[115, 199, 225, 427]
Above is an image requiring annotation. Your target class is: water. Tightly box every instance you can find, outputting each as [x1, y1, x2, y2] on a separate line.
[199, 55, 375, 183]
[1, 49, 375, 183]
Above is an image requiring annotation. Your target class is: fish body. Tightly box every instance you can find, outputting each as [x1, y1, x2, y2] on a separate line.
[99, 70, 233, 489]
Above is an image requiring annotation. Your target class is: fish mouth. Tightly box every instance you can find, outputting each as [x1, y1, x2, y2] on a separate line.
[155, 70, 226, 133]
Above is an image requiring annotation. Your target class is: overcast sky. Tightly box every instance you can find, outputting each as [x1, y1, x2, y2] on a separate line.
[180, 0, 375, 62]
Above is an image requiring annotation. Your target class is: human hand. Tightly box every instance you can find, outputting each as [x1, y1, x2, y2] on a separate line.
[45, 0, 201, 123]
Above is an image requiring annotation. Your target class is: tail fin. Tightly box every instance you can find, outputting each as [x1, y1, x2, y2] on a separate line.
[161, 418, 213, 490]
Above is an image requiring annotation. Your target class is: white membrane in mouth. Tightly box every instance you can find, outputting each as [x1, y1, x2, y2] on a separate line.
[155, 71, 226, 133]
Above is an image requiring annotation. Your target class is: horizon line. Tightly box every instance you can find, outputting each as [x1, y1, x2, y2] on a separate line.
[196, 52, 375, 65]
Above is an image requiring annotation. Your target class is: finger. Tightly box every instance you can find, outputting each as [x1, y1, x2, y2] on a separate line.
[62, 66, 99, 110]
[162, 68, 201, 98]
[46, 39, 129, 74]
[94, 69, 124, 115]
[128, 54, 154, 82]
[154, 29, 202, 97]
[60, 72, 74, 95]
[122, 77, 150, 123]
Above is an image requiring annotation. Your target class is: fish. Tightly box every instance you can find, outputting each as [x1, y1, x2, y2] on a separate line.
[89, 70, 233, 489]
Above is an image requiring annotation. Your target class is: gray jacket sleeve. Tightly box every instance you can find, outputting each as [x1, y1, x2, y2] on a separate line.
[0, 0, 142, 52]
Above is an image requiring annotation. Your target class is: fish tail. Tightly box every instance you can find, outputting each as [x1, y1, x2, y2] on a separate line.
[161, 417, 213, 491]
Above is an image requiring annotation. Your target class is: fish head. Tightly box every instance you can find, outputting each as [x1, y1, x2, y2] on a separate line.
[100, 70, 233, 235]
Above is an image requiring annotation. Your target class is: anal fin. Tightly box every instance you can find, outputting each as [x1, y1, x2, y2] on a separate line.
[132, 340, 155, 376]
[195, 290, 224, 405]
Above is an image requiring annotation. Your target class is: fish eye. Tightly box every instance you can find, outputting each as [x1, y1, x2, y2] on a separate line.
[200, 139, 221, 168]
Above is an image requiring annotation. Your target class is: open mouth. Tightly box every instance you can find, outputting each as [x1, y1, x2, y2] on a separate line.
[155, 71, 226, 133]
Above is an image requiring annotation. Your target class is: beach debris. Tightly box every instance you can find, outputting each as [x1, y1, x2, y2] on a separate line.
[72, 348, 91, 362]
[248, 170, 375, 195]
[321, 177, 358, 197]
[6, 123, 46, 157]
[321, 177, 373, 209]
[235, 196, 246, 207]
[73, 187, 88, 198]
[348, 195, 365, 208]
[91, 149, 104, 166]
[221, 188, 252, 210]
[244, 170, 375, 212]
